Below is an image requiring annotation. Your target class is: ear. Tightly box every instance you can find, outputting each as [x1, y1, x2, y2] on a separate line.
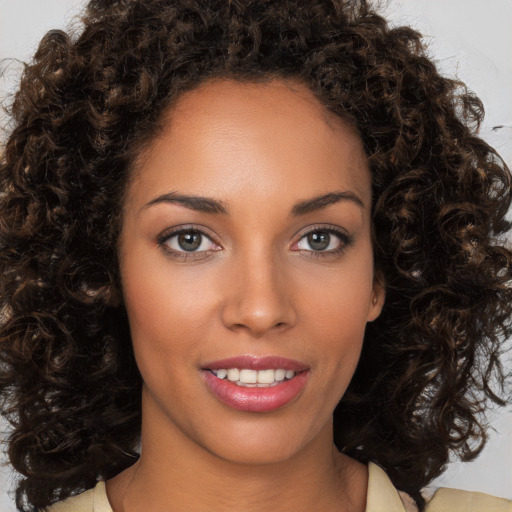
[367, 269, 385, 322]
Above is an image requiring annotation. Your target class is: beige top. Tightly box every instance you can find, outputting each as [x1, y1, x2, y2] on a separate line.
[46, 462, 512, 512]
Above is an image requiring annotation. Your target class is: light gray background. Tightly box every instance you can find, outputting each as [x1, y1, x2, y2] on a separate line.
[1, 0, 511, 509]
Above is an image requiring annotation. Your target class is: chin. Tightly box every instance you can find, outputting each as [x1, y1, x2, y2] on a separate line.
[197, 416, 329, 467]
[209, 438, 304, 466]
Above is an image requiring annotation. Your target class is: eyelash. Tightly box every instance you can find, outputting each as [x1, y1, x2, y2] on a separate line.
[156, 225, 353, 261]
[156, 225, 221, 262]
[292, 226, 353, 259]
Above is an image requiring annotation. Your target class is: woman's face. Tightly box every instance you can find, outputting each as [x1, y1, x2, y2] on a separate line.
[118, 79, 384, 465]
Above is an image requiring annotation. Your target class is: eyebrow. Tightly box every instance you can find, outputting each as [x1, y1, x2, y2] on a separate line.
[289, 191, 364, 216]
[142, 192, 229, 215]
[141, 190, 364, 216]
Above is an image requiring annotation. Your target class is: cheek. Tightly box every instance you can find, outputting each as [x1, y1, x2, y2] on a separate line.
[120, 254, 220, 369]
[299, 255, 375, 331]
[295, 250, 375, 375]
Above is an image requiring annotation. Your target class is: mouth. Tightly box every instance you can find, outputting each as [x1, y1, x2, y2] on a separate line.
[209, 368, 299, 387]
[201, 356, 310, 412]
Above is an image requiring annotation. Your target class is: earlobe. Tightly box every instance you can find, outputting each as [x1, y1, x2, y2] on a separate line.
[367, 272, 386, 322]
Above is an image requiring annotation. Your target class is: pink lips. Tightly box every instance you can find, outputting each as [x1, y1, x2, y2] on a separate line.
[202, 356, 309, 413]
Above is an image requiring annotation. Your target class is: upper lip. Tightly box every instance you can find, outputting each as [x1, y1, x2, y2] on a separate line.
[202, 355, 309, 371]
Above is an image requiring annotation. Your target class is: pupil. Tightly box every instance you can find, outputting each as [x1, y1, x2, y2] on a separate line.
[308, 231, 330, 251]
[178, 231, 201, 251]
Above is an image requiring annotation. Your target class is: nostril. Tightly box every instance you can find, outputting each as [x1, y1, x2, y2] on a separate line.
[227, 319, 290, 336]
[219, 277, 298, 334]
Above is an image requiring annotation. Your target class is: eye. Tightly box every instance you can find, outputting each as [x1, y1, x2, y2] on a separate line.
[157, 227, 221, 258]
[293, 227, 352, 254]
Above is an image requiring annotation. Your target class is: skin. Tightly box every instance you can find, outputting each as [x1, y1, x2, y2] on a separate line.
[110, 79, 385, 512]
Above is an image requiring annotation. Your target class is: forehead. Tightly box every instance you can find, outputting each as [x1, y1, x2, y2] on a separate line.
[128, 79, 371, 213]
[170, 79, 342, 131]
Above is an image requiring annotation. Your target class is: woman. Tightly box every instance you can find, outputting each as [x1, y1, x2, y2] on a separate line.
[0, 1, 511, 511]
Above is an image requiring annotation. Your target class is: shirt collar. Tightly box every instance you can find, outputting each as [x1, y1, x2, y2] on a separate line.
[366, 462, 407, 512]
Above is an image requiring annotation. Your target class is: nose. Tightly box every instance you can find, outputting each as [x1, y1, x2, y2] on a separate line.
[220, 249, 297, 336]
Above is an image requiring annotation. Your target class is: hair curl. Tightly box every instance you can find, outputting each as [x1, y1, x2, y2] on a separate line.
[1, 0, 511, 510]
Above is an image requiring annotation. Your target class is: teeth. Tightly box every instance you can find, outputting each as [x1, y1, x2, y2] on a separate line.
[227, 368, 239, 382]
[239, 369, 257, 384]
[275, 369, 286, 381]
[257, 369, 274, 384]
[216, 369, 227, 379]
[211, 368, 297, 387]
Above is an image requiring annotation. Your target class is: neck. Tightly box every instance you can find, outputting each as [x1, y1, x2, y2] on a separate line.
[106, 395, 368, 512]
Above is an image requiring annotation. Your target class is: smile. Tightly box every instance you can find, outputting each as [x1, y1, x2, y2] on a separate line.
[202, 356, 310, 412]
[210, 368, 297, 387]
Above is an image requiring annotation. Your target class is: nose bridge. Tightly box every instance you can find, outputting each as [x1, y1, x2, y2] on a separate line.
[221, 241, 296, 335]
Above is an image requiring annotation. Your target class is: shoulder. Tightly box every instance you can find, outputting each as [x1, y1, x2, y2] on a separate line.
[45, 481, 113, 512]
[367, 463, 419, 512]
[367, 462, 512, 512]
[425, 487, 512, 512]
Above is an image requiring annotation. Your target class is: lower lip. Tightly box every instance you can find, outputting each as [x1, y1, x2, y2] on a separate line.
[202, 371, 309, 412]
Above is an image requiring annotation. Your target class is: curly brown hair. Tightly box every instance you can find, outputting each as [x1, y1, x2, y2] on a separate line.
[1, 0, 511, 510]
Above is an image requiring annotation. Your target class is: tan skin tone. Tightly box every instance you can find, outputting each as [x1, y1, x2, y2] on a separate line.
[109, 79, 385, 512]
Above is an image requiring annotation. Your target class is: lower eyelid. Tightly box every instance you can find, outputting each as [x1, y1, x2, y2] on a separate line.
[159, 240, 219, 262]
[156, 227, 222, 260]
[164, 249, 211, 261]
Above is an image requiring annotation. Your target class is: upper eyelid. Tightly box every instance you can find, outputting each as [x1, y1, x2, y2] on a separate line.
[157, 224, 219, 245]
[294, 224, 350, 240]
[157, 226, 220, 260]
[293, 226, 353, 254]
